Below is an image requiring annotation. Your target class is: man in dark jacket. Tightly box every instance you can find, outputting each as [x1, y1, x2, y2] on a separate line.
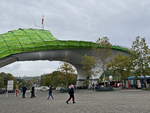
[47, 85, 54, 100]
[31, 86, 36, 98]
[22, 86, 27, 98]
[66, 85, 75, 104]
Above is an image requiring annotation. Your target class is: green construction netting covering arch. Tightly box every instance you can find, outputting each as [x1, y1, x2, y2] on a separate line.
[0, 28, 57, 58]
[0, 28, 130, 59]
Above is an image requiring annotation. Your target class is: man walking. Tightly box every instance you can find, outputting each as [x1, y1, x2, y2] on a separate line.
[66, 84, 76, 104]
[31, 86, 36, 98]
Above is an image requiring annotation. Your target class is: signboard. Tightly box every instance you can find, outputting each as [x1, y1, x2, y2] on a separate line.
[7, 80, 14, 91]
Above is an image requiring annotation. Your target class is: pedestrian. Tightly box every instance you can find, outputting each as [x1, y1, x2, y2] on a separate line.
[15, 85, 19, 96]
[92, 83, 95, 90]
[22, 86, 27, 98]
[15, 88, 19, 96]
[31, 86, 36, 98]
[66, 84, 76, 104]
[47, 85, 54, 100]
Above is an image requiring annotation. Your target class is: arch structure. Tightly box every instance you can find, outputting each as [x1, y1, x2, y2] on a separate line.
[0, 28, 130, 87]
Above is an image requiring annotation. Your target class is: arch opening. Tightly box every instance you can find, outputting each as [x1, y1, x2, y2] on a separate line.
[0, 60, 78, 77]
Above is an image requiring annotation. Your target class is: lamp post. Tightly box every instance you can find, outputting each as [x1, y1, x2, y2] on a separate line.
[109, 75, 113, 86]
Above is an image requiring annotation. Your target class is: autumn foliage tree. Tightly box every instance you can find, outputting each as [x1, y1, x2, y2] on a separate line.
[58, 62, 76, 88]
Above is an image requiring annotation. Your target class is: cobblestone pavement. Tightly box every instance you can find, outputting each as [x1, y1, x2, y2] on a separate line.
[0, 89, 150, 113]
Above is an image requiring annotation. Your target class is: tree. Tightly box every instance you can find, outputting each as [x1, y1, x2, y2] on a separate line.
[16, 78, 26, 89]
[96, 36, 112, 47]
[81, 55, 96, 87]
[0, 72, 17, 89]
[0, 75, 4, 88]
[40, 69, 77, 88]
[132, 37, 149, 74]
[131, 36, 150, 87]
[107, 54, 132, 81]
[58, 62, 76, 88]
[40, 74, 51, 86]
[48, 71, 64, 87]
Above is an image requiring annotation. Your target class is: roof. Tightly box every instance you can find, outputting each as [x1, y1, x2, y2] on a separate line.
[128, 76, 150, 80]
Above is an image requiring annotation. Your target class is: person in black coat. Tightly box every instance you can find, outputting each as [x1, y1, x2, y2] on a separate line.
[31, 86, 36, 98]
[66, 85, 75, 104]
[22, 86, 27, 98]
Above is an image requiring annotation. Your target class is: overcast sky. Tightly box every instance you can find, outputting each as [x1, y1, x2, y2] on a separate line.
[0, 0, 150, 77]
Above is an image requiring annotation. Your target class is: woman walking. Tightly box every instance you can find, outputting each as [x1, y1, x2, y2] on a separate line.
[66, 84, 76, 104]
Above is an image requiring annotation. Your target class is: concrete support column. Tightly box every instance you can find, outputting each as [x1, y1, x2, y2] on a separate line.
[76, 67, 86, 87]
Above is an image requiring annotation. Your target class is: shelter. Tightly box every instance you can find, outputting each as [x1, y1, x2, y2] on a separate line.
[126, 76, 150, 89]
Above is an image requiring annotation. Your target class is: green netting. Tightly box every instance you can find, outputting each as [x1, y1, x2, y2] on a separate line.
[0, 28, 130, 59]
[0, 28, 57, 58]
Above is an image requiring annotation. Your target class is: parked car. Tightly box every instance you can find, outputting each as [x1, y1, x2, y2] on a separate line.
[56, 87, 68, 93]
[55, 87, 62, 91]
[36, 86, 49, 91]
[59, 88, 68, 93]
[0, 88, 6, 94]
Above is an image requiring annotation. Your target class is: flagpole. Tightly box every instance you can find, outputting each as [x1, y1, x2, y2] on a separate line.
[41, 16, 45, 29]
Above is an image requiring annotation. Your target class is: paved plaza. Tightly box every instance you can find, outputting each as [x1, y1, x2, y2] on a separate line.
[0, 89, 150, 113]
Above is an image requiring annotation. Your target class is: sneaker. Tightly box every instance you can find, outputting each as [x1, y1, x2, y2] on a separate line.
[66, 101, 69, 104]
[73, 102, 76, 104]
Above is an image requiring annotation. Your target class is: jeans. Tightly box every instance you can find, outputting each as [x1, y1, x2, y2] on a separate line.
[47, 93, 54, 100]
